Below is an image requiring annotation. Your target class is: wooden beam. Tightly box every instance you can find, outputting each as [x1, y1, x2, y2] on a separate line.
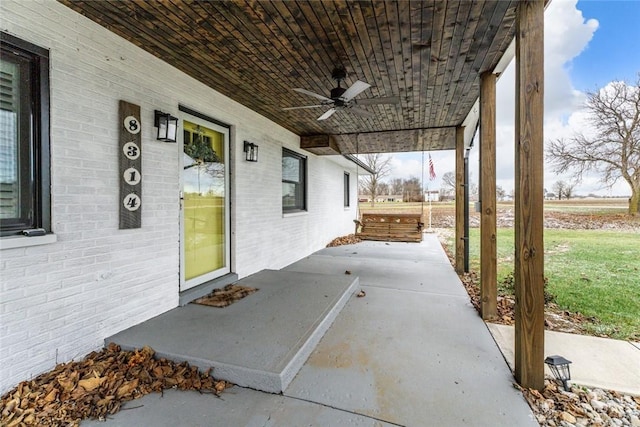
[514, 0, 545, 391]
[455, 126, 465, 273]
[334, 127, 456, 154]
[300, 135, 340, 155]
[480, 71, 497, 320]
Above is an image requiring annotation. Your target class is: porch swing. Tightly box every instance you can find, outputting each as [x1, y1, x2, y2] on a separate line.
[354, 136, 425, 243]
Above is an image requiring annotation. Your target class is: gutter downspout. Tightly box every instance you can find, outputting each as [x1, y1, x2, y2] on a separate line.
[463, 125, 478, 273]
[464, 148, 470, 273]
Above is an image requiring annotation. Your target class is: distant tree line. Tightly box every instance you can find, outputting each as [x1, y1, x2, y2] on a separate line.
[549, 180, 577, 200]
[357, 154, 428, 205]
[358, 157, 514, 206]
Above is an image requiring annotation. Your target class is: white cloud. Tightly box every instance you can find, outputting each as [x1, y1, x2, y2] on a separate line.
[543, 0, 599, 118]
[492, 0, 598, 185]
[492, 0, 598, 125]
[389, 155, 422, 180]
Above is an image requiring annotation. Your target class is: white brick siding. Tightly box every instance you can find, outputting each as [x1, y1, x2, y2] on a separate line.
[0, 0, 359, 393]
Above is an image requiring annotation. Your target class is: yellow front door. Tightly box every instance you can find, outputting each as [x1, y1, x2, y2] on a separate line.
[181, 116, 230, 290]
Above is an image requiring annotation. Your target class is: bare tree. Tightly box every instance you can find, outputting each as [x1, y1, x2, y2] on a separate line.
[441, 171, 456, 192]
[390, 178, 404, 195]
[564, 181, 577, 199]
[469, 180, 479, 201]
[378, 181, 390, 196]
[359, 154, 392, 207]
[439, 187, 450, 201]
[402, 177, 423, 202]
[438, 171, 456, 200]
[496, 185, 506, 201]
[547, 76, 640, 215]
[552, 180, 567, 200]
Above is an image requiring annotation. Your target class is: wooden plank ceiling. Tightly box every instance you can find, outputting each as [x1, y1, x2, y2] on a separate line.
[59, 0, 517, 154]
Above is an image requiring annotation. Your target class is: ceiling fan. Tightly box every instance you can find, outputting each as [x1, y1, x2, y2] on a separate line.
[283, 67, 399, 121]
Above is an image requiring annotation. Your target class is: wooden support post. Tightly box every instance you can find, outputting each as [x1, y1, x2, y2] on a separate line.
[480, 72, 497, 320]
[455, 126, 465, 273]
[514, 0, 545, 391]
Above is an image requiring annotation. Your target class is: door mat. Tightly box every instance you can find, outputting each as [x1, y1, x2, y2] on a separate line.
[192, 284, 258, 308]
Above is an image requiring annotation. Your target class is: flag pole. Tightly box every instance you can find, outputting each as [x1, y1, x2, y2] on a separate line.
[428, 189, 433, 232]
[427, 153, 436, 233]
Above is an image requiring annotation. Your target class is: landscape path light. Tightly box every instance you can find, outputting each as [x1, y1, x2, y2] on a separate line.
[544, 355, 572, 391]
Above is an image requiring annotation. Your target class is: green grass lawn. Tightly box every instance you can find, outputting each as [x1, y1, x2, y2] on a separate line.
[463, 228, 640, 340]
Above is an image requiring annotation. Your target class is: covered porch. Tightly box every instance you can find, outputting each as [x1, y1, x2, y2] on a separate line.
[92, 235, 537, 426]
[59, 0, 549, 390]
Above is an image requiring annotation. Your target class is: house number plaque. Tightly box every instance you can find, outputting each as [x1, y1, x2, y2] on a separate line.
[119, 100, 142, 229]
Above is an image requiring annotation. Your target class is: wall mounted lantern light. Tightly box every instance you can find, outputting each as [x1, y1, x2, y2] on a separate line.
[154, 110, 178, 143]
[544, 355, 572, 391]
[244, 141, 259, 162]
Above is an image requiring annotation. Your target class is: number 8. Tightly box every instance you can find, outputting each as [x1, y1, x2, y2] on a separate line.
[124, 115, 141, 135]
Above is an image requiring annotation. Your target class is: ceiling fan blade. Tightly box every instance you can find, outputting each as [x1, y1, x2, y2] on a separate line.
[293, 88, 333, 102]
[317, 108, 337, 121]
[349, 106, 374, 118]
[282, 105, 325, 111]
[341, 80, 371, 101]
[354, 96, 400, 105]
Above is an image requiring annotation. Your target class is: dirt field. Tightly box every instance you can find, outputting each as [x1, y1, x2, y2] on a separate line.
[360, 198, 639, 231]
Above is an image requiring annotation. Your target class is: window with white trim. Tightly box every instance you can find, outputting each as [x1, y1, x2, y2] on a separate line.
[0, 33, 51, 236]
[344, 172, 350, 207]
[282, 148, 306, 212]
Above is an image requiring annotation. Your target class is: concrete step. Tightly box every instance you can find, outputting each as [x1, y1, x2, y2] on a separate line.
[106, 269, 358, 393]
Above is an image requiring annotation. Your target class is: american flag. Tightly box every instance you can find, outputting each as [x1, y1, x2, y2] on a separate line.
[428, 154, 436, 180]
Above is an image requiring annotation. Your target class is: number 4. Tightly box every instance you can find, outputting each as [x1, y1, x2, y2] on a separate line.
[123, 193, 141, 211]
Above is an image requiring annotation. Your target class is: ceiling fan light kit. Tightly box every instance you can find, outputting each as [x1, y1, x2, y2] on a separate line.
[284, 67, 399, 121]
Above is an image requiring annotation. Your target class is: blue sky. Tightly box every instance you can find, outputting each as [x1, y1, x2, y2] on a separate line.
[570, 1, 640, 91]
[387, 0, 638, 197]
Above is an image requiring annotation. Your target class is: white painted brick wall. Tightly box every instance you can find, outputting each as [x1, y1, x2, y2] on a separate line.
[0, 0, 359, 394]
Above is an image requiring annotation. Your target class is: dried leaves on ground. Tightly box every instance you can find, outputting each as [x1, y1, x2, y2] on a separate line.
[458, 271, 597, 335]
[0, 343, 230, 427]
[326, 234, 361, 247]
[193, 284, 258, 308]
[436, 232, 598, 336]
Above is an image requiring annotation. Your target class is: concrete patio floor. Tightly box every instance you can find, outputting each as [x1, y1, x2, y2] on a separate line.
[83, 235, 537, 426]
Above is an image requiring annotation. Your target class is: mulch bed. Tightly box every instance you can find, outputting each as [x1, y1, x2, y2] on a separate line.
[0, 343, 230, 427]
[457, 270, 599, 335]
[192, 284, 258, 308]
[438, 243, 599, 337]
